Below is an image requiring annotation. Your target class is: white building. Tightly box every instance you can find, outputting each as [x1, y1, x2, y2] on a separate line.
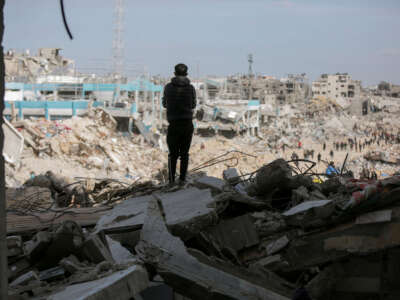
[312, 73, 361, 99]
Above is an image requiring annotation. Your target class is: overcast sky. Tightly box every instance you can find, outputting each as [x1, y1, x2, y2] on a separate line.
[4, 0, 400, 85]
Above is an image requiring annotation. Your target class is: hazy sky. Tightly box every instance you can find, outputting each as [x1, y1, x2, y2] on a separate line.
[4, 0, 400, 85]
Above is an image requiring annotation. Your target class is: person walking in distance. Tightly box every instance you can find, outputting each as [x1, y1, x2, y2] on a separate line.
[162, 63, 196, 185]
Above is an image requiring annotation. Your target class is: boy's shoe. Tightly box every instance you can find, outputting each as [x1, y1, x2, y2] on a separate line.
[178, 179, 187, 187]
[168, 181, 176, 188]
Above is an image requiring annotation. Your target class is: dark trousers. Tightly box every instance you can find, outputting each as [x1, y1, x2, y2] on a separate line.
[167, 120, 194, 183]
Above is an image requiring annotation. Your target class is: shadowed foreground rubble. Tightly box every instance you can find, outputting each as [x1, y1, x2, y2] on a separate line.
[6, 158, 400, 299]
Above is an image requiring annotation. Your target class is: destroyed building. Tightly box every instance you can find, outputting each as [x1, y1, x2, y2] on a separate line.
[374, 81, 400, 98]
[5, 48, 75, 82]
[312, 73, 361, 100]
[213, 74, 310, 105]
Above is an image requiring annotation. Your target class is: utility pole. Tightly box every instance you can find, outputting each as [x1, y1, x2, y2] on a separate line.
[113, 0, 125, 77]
[112, 0, 125, 105]
[248, 54, 254, 100]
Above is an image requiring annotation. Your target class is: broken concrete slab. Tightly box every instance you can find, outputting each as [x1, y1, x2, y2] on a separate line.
[47, 264, 149, 300]
[277, 207, 400, 272]
[82, 234, 114, 264]
[94, 195, 151, 234]
[252, 255, 288, 270]
[265, 235, 290, 256]
[205, 214, 259, 252]
[136, 198, 292, 300]
[3, 116, 24, 164]
[282, 200, 335, 228]
[106, 236, 136, 264]
[155, 187, 218, 241]
[39, 266, 66, 282]
[10, 270, 39, 287]
[194, 176, 226, 193]
[355, 209, 392, 224]
[282, 200, 333, 217]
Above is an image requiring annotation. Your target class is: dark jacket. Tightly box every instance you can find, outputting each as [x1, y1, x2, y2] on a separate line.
[162, 76, 196, 122]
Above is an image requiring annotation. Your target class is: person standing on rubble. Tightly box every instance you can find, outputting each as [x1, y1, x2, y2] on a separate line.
[162, 63, 196, 185]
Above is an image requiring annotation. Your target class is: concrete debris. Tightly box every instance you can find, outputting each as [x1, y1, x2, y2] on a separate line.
[193, 175, 226, 193]
[2, 117, 24, 165]
[248, 158, 292, 197]
[223, 167, 240, 184]
[47, 265, 149, 300]
[7, 152, 400, 299]
[9, 271, 39, 288]
[7, 235, 22, 257]
[23, 231, 52, 261]
[81, 234, 114, 264]
[264, 235, 290, 256]
[136, 198, 292, 300]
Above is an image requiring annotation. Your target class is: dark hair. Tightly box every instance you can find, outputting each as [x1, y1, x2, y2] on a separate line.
[175, 63, 188, 76]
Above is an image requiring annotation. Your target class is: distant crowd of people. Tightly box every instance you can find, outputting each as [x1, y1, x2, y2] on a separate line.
[282, 127, 400, 180]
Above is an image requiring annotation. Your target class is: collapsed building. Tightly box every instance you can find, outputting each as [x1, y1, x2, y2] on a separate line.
[374, 81, 400, 98]
[312, 73, 361, 100]
[5, 48, 75, 82]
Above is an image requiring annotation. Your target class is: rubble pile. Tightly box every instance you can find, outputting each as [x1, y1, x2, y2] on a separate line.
[6, 172, 161, 212]
[7, 220, 145, 299]
[7, 108, 166, 185]
[8, 159, 400, 299]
